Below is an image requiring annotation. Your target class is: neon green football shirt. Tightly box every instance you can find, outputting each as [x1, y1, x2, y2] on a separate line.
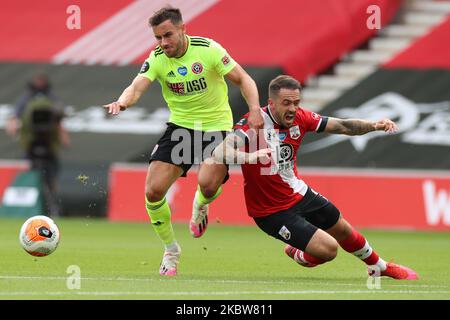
[138, 36, 237, 131]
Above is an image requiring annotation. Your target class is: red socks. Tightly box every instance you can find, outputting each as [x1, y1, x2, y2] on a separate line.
[295, 249, 326, 267]
[338, 228, 380, 265]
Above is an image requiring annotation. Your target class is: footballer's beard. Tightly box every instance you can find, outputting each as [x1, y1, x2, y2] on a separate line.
[163, 38, 186, 58]
[281, 112, 295, 128]
[163, 45, 178, 58]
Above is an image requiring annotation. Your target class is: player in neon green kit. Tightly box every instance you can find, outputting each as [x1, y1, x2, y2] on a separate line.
[104, 7, 263, 276]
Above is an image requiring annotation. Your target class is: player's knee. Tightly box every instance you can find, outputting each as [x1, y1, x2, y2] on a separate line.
[308, 230, 339, 261]
[197, 176, 220, 198]
[318, 239, 338, 262]
[145, 186, 166, 202]
[197, 165, 226, 198]
[199, 185, 219, 199]
[324, 242, 338, 261]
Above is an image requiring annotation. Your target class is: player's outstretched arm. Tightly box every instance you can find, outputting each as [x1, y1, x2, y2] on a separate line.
[211, 133, 271, 165]
[225, 65, 264, 130]
[325, 117, 398, 136]
[103, 75, 152, 115]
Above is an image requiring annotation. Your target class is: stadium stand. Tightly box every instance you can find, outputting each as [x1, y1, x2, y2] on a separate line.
[300, 14, 450, 170]
[0, 0, 132, 62]
[303, 0, 450, 110]
[1, 0, 402, 76]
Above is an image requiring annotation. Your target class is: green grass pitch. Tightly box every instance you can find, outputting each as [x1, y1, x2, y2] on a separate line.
[1, 217, 449, 300]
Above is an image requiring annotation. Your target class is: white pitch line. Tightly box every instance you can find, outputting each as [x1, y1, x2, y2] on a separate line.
[0, 290, 450, 296]
[0, 275, 448, 289]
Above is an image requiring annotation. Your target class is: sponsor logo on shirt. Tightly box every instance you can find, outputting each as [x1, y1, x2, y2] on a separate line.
[191, 62, 203, 74]
[276, 143, 295, 172]
[166, 77, 207, 95]
[166, 70, 176, 77]
[279, 143, 293, 161]
[265, 129, 287, 141]
[266, 128, 277, 142]
[278, 132, 287, 141]
[166, 82, 185, 95]
[177, 66, 188, 76]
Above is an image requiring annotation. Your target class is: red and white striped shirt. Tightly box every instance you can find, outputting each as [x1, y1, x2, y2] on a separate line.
[234, 106, 328, 217]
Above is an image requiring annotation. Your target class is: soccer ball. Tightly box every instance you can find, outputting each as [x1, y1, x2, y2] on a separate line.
[19, 215, 60, 257]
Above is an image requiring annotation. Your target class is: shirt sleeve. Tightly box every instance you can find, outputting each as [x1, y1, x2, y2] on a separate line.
[137, 50, 158, 81]
[301, 108, 328, 133]
[209, 40, 237, 77]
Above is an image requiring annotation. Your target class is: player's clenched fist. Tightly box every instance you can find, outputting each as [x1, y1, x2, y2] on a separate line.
[374, 119, 398, 133]
[103, 101, 127, 115]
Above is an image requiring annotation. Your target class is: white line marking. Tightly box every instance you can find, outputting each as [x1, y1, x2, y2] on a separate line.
[0, 290, 450, 296]
[0, 275, 447, 288]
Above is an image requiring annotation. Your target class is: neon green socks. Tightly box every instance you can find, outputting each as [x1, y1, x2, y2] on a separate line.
[195, 185, 222, 205]
[145, 197, 176, 247]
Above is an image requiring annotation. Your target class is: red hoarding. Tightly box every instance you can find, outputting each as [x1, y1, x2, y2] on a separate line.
[108, 164, 450, 231]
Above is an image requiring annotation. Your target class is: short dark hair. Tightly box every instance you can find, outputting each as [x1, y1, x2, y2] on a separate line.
[149, 7, 183, 27]
[268, 75, 302, 98]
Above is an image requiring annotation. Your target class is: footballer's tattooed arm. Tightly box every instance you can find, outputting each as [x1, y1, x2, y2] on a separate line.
[325, 117, 398, 136]
[212, 134, 247, 164]
[212, 133, 270, 165]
